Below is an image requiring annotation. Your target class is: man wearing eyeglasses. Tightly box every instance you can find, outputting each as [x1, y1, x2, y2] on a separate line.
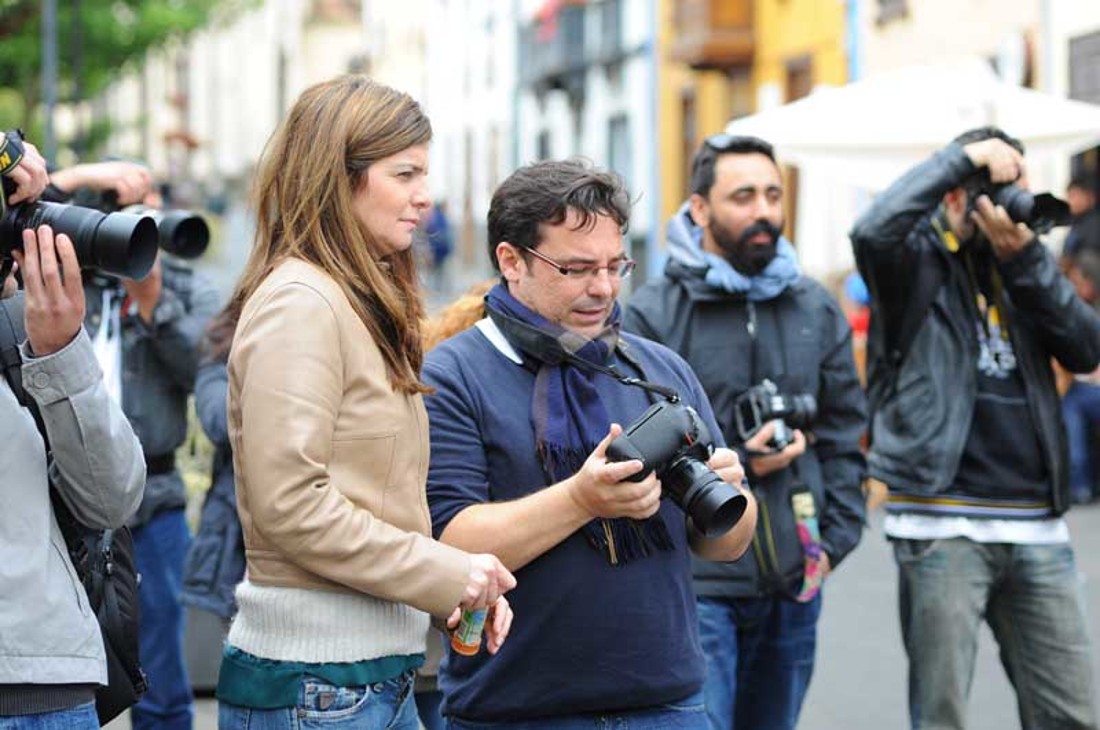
[624, 135, 867, 730]
[421, 158, 757, 728]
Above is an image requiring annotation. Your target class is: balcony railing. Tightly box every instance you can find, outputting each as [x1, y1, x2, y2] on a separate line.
[670, 0, 754, 70]
[519, 3, 587, 95]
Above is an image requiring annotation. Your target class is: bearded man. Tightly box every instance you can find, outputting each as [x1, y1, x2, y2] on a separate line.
[624, 134, 867, 730]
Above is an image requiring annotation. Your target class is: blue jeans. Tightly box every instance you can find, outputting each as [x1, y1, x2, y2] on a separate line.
[0, 703, 98, 729]
[218, 670, 418, 729]
[696, 593, 821, 730]
[132, 507, 194, 730]
[894, 537, 1098, 730]
[1063, 381, 1100, 500]
[445, 691, 705, 729]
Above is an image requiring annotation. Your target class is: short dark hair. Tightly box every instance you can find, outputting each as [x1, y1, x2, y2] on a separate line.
[690, 134, 777, 198]
[951, 126, 1025, 155]
[1068, 173, 1095, 193]
[486, 159, 630, 272]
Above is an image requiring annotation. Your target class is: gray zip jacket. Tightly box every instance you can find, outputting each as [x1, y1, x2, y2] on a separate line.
[0, 328, 144, 685]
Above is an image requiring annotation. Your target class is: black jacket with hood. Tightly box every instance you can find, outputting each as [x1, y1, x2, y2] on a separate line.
[624, 206, 867, 599]
[850, 142, 1100, 517]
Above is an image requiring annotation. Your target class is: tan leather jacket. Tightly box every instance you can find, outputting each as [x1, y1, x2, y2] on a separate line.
[228, 258, 469, 618]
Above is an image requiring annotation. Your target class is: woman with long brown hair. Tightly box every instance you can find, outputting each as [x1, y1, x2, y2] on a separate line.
[215, 75, 515, 729]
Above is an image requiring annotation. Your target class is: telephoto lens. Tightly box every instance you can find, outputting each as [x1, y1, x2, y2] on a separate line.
[0, 200, 158, 279]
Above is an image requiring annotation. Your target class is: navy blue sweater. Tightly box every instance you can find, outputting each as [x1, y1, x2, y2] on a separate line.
[424, 323, 724, 722]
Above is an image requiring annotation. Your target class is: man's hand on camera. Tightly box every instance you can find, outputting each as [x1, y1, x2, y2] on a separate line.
[744, 421, 807, 477]
[707, 447, 746, 487]
[567, 423, 663, 521]
[5, 141, 48, 207]
[49, 161, 153, 206]
[971, 195, 1034, 260]
[12, 226, 86, 356]
[963, 138, 1026, 185]
[121, 255, 163, 323]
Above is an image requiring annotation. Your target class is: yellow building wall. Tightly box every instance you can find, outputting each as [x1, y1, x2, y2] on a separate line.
[657, 0, 847, 227]
[657, 1, 753, 225]
[752, 0, 847, 95]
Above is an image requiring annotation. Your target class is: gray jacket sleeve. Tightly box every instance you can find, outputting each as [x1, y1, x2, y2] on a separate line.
[21, 329, 145, 529]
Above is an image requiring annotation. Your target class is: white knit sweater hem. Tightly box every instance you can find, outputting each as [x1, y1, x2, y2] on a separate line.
[227, 581, 428, 663]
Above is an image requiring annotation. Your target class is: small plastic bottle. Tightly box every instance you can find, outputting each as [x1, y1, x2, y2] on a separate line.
[450, 608, 488, 656]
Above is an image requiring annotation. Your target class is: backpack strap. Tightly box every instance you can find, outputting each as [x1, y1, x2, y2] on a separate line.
[0, 293, 33, 408]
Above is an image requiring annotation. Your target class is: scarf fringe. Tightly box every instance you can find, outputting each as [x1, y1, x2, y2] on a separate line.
[539, 444, 675, 566]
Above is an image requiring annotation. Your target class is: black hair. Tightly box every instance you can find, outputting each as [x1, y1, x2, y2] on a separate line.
[486, 159, 630, 272]
[690, 134, 777, 198]
[951, 126, 1025, 155]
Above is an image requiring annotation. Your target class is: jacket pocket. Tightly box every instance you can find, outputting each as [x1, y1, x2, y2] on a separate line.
[329, 433, 396, 520]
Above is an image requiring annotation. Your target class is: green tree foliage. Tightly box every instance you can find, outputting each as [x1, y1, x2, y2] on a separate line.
[0, 0, 250, 131]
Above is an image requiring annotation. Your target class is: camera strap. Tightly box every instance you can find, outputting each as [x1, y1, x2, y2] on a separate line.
[563, 347, 682, 404]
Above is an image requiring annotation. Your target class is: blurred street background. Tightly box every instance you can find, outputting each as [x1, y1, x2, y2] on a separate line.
[6, 0, 1100, 727]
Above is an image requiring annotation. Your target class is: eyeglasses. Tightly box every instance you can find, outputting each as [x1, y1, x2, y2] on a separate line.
[521, 245, 636, 280]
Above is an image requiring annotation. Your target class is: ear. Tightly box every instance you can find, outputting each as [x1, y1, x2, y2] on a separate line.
[943, 187, 967, 216]
[496, 242, 524, 284]
[689, 193, 710, 229]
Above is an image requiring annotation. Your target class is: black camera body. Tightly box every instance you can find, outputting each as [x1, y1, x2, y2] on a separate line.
[963, 171, 1071, 234]
[734, 379, 817, 450]
[606, 399, 747, 538]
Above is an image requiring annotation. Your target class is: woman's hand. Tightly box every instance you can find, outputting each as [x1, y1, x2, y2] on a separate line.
[461, 553, 516, 609]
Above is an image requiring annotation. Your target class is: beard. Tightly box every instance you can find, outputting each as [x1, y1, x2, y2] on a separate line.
[710, 217, 783, 276]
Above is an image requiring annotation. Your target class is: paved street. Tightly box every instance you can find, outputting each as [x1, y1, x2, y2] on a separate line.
[102, 501, 1100, 729]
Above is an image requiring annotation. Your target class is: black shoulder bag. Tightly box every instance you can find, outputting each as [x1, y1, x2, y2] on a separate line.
[0, 292, 147, 725]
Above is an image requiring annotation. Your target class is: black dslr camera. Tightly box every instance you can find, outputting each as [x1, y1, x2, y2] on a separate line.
[734, 379, 817, 451]
[0, 133, 157, 279]
[964, 170, 1071, 234]
[606, 399, 748, 537]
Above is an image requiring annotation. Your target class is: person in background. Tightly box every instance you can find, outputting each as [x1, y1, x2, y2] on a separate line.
[46, 158, 221, 730]
[852, 126, 1100, 730]
[625, 134, 867, 730]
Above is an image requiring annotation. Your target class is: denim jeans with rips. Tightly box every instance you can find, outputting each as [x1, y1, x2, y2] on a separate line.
[893, 536, 1098, 730]
[218, 670, 418, 730]
[695, 593, 822, 730]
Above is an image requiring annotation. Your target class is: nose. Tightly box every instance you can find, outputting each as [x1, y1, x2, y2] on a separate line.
[586, 267, 616, 298]
[412, 179, 431, 209]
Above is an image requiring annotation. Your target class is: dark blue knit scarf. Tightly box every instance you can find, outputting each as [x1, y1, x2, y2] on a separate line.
[484, 283, 673, 565]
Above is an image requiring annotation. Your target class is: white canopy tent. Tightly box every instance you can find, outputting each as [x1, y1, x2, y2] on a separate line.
[722, 60, 1100, 279]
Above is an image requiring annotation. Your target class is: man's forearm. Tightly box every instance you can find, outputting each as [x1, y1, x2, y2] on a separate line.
[439, 478, 593, 572]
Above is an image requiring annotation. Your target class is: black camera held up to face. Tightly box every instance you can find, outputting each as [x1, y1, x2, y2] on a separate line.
[963, 170, 1071, 235]
[734, 379, 817, 451]
[606, 398, 748, 538]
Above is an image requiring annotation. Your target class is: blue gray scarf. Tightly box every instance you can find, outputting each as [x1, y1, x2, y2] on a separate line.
[666, 201, 801, 301]
[484, 283, 673, 565]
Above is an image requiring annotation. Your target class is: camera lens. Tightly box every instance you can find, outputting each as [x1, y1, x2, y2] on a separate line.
[2, 201, 158, 279]
[994, 185, 1035, 224]
[662, 457, 748, 537]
